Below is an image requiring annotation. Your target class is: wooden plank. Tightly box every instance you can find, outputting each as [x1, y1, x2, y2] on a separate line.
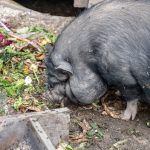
[28, 118, 56, 150]
[0, 121, 27, 150]
[0, 108, 70, 147]
[74, 0, 89, 8]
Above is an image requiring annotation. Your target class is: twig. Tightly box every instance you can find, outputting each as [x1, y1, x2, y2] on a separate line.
[0, 21, 13, 33]
[109, 139, 128, 150]
[33, 70, 40, 85]
[9, 33, 42, 51]
[0, 20, 42, 51]
[101, 93, 120, 119]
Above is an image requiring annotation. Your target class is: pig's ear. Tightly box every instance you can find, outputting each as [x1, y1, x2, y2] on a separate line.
[56, 62, 73, 75]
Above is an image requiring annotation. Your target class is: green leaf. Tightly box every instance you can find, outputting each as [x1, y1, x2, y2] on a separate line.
[0, 27, 7, 35]
[16, 52, 36, 61]
[0, 78, 10, 87]
[87, 122, 104, 140]
[13, 97, 23, 111]
[29, 26, 48, 33]
[65, 144, 73, 150]
[87, 129, 95, 138]
[29, 25, 57, 44]
[15, 79, 25, 88]
[90, 122, 97, 129]
[0, 59, 4, 70]
[5, 86, 17, 96]
[59, 143, 73, 150]
[4, 46, 15, 53]
[96, 128, 104, 139]
[12, 72, 24, 80]
[46, 33, 57, 44]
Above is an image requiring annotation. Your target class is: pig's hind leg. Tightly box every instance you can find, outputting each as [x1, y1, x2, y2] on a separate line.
[121, 99, 138, 120]
[119, 85, 141, 120]
[121, 80, 150, 120]
[124, 69, 150, 120]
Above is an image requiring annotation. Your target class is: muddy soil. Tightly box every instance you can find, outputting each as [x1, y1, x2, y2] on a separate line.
[0, 1, 150, 150]
[69, 103, 150, 150]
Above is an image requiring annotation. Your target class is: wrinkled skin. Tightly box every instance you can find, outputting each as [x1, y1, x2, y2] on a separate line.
[46, 45, 106, 104]
[46, 0, 150, 120]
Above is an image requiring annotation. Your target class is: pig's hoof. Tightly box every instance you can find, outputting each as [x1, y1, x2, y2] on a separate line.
[121, 110, 136, 121]
[121, 99, 138, 121]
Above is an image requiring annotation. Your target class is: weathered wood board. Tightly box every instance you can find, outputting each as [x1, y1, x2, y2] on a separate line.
[74, 0, 104, 8]
[74, 0, 89, 7]
[0, 108, 70, 150]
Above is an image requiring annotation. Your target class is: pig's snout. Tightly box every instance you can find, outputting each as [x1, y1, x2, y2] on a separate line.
[45, 84, 66, 104]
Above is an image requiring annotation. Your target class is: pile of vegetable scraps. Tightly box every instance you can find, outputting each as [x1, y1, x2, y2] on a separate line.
[0, 21, 57, 115]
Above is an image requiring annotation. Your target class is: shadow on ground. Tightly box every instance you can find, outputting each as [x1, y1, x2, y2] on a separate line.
[14, 0, 84, 16]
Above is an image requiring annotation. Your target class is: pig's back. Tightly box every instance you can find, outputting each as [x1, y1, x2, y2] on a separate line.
[83, 1, 150, 87]
[87, 0, 150, 62]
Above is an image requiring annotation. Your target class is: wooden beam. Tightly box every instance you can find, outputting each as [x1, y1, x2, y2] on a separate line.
[74, 0, 89, 8]
[0, 108, 70, 149]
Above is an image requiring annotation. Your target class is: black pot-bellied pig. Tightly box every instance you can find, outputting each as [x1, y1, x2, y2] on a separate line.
[46, 0, 150, 120]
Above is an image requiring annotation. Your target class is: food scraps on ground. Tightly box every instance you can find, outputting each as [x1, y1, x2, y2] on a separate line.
[0, 20, 57, 114]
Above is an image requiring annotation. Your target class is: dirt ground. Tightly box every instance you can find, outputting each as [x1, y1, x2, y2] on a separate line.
[0, 0, 150, 150]
[69, 103, 150, 150]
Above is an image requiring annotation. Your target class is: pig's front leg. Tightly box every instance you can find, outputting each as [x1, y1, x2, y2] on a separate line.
[121, 99, 138, 121]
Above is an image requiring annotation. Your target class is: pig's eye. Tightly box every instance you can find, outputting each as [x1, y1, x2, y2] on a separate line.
[54, 67, 69, 76]
[60, 70, 68, 74]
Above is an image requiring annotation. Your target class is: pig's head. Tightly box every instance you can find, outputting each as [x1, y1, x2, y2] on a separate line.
[46, 34, 107, 105]
[45, 42, 73, 104]
[46, 41, 107, 105]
